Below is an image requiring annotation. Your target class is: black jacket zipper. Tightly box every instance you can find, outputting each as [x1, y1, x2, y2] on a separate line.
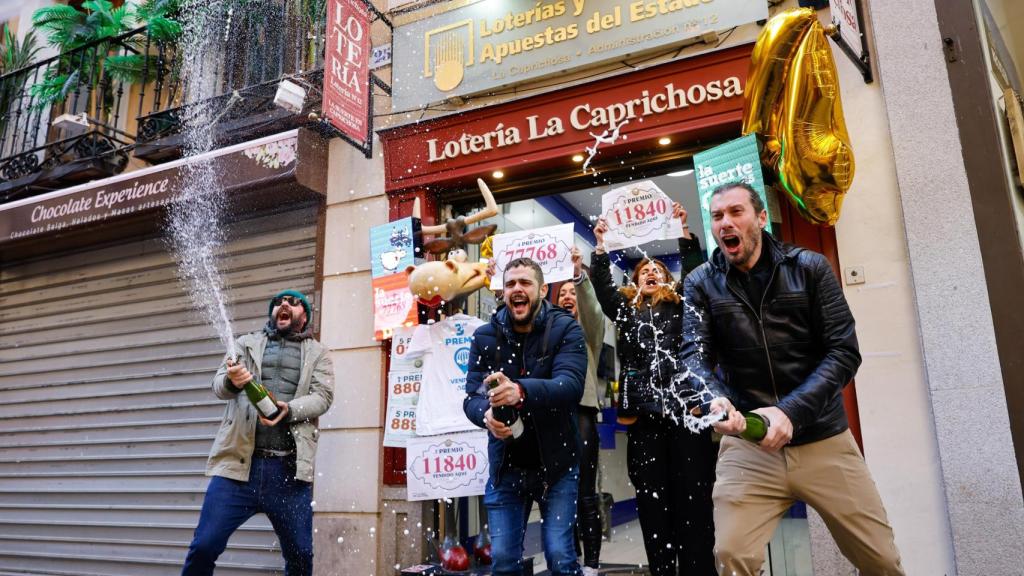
[726, 256, 782, 404]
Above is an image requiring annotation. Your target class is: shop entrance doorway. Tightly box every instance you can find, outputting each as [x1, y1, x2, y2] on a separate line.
[440, 168, 855, 575]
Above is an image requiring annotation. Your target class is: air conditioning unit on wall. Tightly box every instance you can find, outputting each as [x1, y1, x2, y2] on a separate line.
[52, 112, 89, 135]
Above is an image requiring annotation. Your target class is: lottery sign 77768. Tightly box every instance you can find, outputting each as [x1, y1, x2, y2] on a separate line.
[489, 223, 574, 290]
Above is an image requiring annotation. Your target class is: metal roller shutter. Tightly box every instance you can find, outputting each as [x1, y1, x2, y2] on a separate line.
[0, 205, 319, 575]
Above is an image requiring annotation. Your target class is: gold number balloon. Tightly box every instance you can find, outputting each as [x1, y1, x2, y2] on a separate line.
[742, 8, 855, 226]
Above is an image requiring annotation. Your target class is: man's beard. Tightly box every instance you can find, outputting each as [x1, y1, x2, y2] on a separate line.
[276, 316, 304, 335]
[728, 227, 762, 269]
[512, 299, 541, 328]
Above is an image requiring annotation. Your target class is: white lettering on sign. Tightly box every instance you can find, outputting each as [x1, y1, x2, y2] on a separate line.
[696, 161, 754, 189]
[427, 123, 523, 162]
[331, 5, 366, 94]
[28, 177, 172, 224]
[423, 75, 742, 163]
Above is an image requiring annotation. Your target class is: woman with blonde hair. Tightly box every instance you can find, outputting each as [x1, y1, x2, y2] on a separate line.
[590, 203, 717, 576]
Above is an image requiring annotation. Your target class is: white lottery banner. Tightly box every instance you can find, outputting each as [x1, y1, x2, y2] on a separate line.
[383, 402, 418, 447]
[388, 370, 422, 405]
[489, 223, 574, 290]
[383, 370, 422, 447]
[600, 180, 684, 251]
[406, 430, 489, 501]
[389, 326, 422, 371]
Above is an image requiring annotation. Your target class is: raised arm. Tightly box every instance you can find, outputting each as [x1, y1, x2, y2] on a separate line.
[590, 217, 628, 321]
[678, 235, 706, 277]
[575, 273, 606, 357]
[571, 247, 606, 355]
[672, 201, 707, 281]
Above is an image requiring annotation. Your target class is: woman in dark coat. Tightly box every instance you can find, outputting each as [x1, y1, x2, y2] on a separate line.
[590, 204, 717, 576]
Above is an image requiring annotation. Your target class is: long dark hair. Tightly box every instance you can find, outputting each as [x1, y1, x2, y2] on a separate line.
[619, 258, 680, 308]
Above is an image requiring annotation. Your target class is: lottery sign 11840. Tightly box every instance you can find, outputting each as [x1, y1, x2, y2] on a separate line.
[600, 180, 684, 251]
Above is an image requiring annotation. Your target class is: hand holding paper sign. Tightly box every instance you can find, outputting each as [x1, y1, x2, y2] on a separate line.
[600, 180, 685, 251]
[593, 217, 608, 252]
[671, 201, 692, 240]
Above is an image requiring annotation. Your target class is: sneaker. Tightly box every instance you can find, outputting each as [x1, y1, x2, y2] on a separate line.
[581, 566, 600, 576]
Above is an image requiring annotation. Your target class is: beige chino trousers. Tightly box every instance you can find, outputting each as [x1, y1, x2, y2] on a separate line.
[712, 429, 904, 575]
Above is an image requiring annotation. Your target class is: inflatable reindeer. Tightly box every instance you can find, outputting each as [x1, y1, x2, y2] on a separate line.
[406, 178, 499, 307]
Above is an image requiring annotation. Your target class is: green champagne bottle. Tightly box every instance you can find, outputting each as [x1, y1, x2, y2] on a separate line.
[739, 412, 769, 443]
[230, 361, 280, 420]
[698, 402, 769, 442]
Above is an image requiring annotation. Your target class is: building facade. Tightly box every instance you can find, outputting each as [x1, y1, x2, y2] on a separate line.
[0, 0, 1021, 575]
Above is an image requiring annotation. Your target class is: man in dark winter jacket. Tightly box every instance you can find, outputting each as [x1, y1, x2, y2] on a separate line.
[464, 258, 587, 576]
[681, 183, 903, 575]
[182, 290, 334, 576]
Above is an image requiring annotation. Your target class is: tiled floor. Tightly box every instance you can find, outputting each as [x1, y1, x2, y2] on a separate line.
[531, 517, 813, 575]
[531, 519, 649, 575]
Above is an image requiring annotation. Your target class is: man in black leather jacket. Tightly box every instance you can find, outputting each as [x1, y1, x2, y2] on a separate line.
[680, 182, 904, 575]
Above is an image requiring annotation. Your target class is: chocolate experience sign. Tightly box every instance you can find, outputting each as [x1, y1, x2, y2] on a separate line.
[0, 132, 301, 244]
[392, 0, 766, 111]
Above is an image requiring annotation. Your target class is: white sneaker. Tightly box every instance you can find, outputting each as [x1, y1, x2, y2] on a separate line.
[581, 566, 600, 576]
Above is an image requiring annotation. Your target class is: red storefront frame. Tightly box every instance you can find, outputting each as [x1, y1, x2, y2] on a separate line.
[377, 42, 862, 485]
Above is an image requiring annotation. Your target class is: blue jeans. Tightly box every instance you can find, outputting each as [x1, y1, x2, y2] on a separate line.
[181, 456, 313, 576]
[484, 466, 581, 576]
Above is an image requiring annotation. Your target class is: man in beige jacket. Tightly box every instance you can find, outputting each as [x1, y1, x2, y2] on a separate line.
[182, 290, 334, 576]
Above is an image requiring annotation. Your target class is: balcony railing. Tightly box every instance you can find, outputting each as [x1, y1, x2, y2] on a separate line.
[0, 1, 330, 203]
[0, 26, 144, 202]
[134, 1, 329, 162]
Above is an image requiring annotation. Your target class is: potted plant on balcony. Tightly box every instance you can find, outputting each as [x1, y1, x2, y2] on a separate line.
[0, 24, 41, 136]
[31, 2, 178, 124]
[24, 0, 181, 172]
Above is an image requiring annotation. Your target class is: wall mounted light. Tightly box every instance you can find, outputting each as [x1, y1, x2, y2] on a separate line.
[658, 137, 672, 146]
[572, 154, 584, 163]
[492, 170, 504, 179]
[274, 79, 307, 114]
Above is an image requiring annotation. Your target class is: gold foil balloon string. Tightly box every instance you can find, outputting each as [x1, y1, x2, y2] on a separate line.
[741, 8, 855, 226]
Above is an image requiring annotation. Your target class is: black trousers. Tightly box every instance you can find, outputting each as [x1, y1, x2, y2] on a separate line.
[576, 406, 602, 568]
[627, 413, 717, 576]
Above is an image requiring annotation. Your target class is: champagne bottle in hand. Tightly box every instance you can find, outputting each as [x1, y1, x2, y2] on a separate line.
[229, 361, 280, 420]
[698, 402, 769, 443]
[489, 377, 524, 441]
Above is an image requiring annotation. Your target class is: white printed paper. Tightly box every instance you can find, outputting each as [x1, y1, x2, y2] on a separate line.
[406, 430, 489, 501]
[383, 370, 422, 447]
[383, 402, 418, 447]
[489, 223, 574, 289]
[600, 180, 683, 251]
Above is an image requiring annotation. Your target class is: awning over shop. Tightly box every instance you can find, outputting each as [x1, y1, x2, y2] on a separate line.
[0, 129, 328, 261]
